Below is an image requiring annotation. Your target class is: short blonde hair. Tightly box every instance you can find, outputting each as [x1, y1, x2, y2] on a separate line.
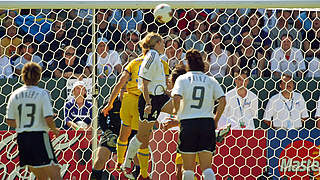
[22, 62, 42, 86]
[139, 32, 163, 55]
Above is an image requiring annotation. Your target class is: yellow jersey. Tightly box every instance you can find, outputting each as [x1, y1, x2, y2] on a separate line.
[124, 56, 169, 96]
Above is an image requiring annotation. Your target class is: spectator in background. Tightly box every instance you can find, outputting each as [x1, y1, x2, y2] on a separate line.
[184, 18, 210, 52]
[305, 53, 320, 78]
[262, 9, 277, 33]
[218, 68, 258, 129]
[1, 16, 21, 59]
[161, 34, 185, 70]
[0, 44, 13, 78]
[231, 30, 265, 78]
[238, 10, 271, 55]
[177, 9, 208, 40]
[53, 45, 85, 79]
[110, 9, 143, 33]
[303, 16, 320, 59]
[205, 32, 232, 78]
[263, 74, 308, 129]
[39, 20, 70, 63]
[120, 30, 142, 64]
[269, 10, 303, 49]
[84, 38, 122, 78]
[63, 81, 92, 130]
[270, 34, 306, 78]
[13, 36, 43, 75]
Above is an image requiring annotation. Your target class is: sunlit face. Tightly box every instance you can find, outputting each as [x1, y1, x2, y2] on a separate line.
[97, 42, 108, 55]
[165, 40, 179, 58]
[7, 26, 17, 37]
[53, 22, 66, 38]
[242, 32, 253, 47]
[235, 73, 249, 89]
[64, 47, 76, 62]
[313, 18, 320, 29]
[281, 36, 292, 51]
[155, 39, 165, 54]
[249, 15, 259, 27]
[73, 85, 86, 99]
[280, 76, 294, 92]
[211, 33, 222, 46]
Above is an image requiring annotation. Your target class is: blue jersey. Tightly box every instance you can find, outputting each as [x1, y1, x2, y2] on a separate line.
[63, 99, 92, 130]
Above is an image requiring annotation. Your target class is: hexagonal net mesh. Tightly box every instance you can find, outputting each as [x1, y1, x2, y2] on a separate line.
[0, 7, 319, 180]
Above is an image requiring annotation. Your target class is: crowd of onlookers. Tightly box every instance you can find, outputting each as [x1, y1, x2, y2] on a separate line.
[0, 8, 320, 80]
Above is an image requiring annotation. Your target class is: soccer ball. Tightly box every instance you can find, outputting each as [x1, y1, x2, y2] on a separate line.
[154, 4, 173, 23]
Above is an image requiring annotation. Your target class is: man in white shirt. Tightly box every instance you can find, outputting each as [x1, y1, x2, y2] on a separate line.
[219, 68, 258, 129]
[85, 37, 122, 77]
[270, 34, 306, 78]
[263, 74, 308, 129]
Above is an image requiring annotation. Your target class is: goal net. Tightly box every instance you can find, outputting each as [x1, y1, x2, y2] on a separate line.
[0, 1, 320, 179]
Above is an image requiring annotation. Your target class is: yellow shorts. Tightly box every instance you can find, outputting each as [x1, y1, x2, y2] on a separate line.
[175, 152, 200, 165]
[120, 92, 139, 131]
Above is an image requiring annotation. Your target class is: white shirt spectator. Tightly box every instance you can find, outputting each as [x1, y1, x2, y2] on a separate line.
[14, 55, 43, 70]
[0, 55, 13, 78]
[138, 49, 167, 96]
[306, 57, 320, 78]
[264, 92, 308, 129]
[172, 71, 224, 120]
[270, 47, 306, 77]
[218, 88, 258, 129]
[208, 50, 229, 78]
[86, 50, 121, 76]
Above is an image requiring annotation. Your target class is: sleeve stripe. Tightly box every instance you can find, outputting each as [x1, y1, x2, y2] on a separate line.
[145, 52, 155, 69]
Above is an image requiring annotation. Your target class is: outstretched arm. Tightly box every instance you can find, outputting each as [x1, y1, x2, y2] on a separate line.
[103, 71, 130, 116]
[214, 96, 226, 129]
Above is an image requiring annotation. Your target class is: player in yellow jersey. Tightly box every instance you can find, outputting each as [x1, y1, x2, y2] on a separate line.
[102, 55, 170, 179]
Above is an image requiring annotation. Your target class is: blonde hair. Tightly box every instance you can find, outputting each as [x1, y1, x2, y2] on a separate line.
[139, 32, 163, 55]
[22, 62, 42, 86]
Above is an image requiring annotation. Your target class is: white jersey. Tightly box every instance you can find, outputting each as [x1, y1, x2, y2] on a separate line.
[172, 71, 225, 120]
[219, 88, 258, 129]
[138, 49, 167, 95]
[263, 92, 308, 129]
[6, 86, 54, 133]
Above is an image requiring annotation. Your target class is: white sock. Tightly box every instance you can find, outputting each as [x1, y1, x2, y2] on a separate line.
[123, 136, 142, 168]
[202, 168, 215, 180]
[182, 170, 194, 180]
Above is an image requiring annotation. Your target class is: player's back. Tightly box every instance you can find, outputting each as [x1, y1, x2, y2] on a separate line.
[175, 71, 224, 120]
[7, 86, 53, 133]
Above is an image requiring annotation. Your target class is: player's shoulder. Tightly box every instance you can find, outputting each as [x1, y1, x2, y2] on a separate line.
[269, 93, 281, 102]
[247, 90, 258, 99]
[129, 56, 144, 65]
[293, 91, 305, 100]
[225, 88, 237, 96]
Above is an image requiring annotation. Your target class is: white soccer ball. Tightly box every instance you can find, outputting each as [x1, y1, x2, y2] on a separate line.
[76, 121, 88, 128]
[154, 4, 173, 23]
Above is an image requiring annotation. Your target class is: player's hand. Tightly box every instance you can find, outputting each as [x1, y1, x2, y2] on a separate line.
[144, 104, 152, 114]
[103, 103, 113, 117]
[161, 117, 179, 131]
[52, 128, 60, 138]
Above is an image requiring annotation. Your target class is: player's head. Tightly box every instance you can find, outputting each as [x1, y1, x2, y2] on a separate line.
[140, 32, 164, 55]
[22, 62, 42, 86]
[97, 37, 109, 55]
[280, 74, 294, 93]
[185, 49, 205, 72]
[72, 81, 87, 100]
[234, 68, 250, 89]
[169, 64, 187, 88]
